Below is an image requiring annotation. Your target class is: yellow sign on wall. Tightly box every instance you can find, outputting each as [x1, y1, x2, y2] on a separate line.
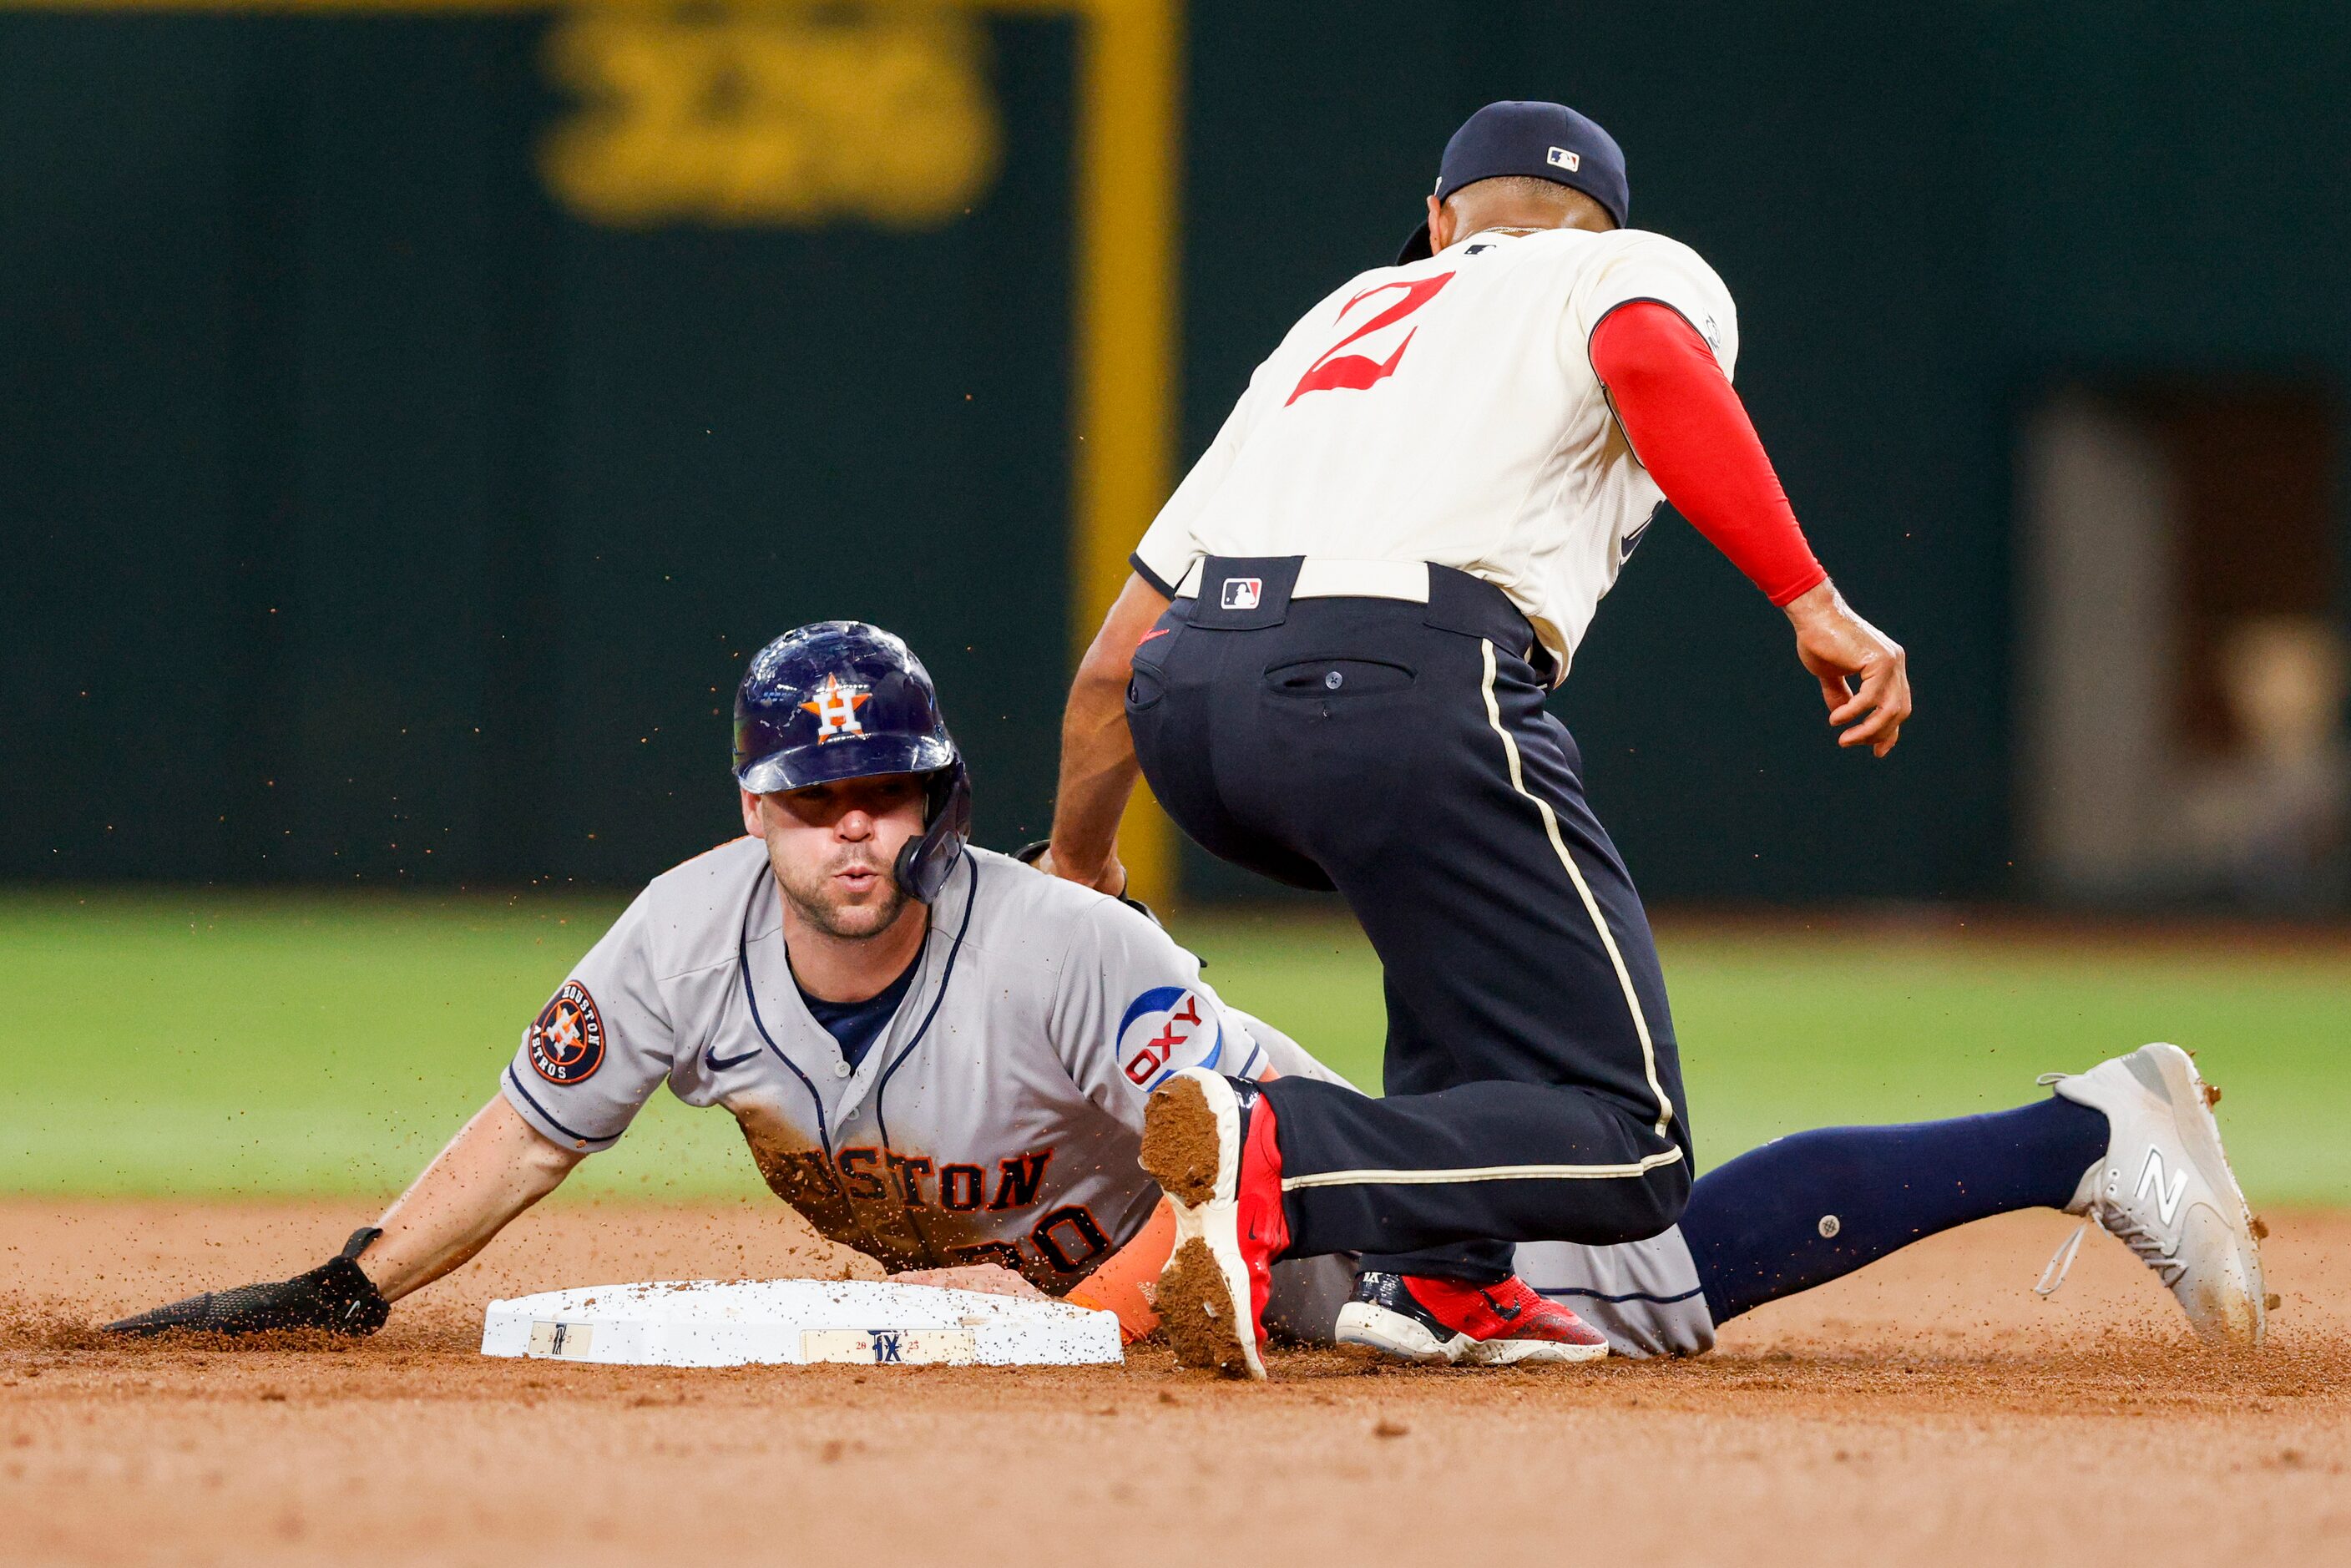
[541, 8, 1002, 227]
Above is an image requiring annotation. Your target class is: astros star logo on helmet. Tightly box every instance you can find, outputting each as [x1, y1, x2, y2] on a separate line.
[800, 672, 872, 742]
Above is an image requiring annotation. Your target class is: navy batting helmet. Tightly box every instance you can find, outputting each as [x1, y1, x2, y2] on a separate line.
[731, 622, 972, 903]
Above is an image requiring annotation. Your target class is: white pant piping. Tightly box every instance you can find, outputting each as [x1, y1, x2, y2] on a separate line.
[1478, 639, 1676, 1141]
[1280, 1147, 1686, 1192]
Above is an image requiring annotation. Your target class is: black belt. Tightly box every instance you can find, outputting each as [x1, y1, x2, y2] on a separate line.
[1178, 554, 1555, 684]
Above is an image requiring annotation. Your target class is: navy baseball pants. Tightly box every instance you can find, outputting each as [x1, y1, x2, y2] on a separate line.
[1126, 558, 1691, 1284]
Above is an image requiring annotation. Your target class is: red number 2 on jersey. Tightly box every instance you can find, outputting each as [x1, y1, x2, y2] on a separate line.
[1286, 271, 1454, 406]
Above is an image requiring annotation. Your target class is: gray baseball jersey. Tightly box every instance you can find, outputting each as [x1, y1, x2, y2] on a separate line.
[1513, 1232, 1716, 1358]
[502, 839, 1338, 1292]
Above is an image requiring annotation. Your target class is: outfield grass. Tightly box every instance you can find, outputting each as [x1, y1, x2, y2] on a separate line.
[4, 890, 2347, 1204]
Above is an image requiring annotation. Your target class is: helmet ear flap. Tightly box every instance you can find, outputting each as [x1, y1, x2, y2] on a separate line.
[892, 761, 971, 903]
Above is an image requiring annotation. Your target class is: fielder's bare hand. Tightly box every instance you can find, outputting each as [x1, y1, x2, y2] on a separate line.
[1034, 845, 1128, 898]
[1014, 837, 1130, 900]
[1784, 580, 1910, 756]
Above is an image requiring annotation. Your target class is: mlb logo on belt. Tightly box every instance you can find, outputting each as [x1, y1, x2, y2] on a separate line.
[1221, 577, 1262, 610]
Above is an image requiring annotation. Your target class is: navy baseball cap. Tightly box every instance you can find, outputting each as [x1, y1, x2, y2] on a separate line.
[1396, 100, 1629, 265]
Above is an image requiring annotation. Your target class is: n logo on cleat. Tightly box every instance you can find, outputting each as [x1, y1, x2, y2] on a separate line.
[2136, 1149, 2189, 1227]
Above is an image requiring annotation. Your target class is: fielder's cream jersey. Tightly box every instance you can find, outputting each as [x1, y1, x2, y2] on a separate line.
[1131, 225, 1739, 679]
[501, 840, 1336, 1291]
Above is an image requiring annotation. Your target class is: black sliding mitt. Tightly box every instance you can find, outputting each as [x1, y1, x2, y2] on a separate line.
[105, 1227, 390, 1338]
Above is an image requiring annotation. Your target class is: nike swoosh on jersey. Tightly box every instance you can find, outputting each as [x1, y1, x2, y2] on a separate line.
[705, 1044, 761, 1072]
[1138, 627, 1173, 645]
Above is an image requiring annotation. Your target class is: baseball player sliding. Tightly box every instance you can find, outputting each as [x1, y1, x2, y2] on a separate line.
[109, 623, 2263, 1366]
[1040, 101, 2262, 1377]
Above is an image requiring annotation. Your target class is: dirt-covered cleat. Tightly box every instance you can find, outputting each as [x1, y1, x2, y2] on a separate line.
[1335, 1271, 1610, 1366]
[2040, 1043, 2266, 1348]
[1138, 1069, 1287, 1380]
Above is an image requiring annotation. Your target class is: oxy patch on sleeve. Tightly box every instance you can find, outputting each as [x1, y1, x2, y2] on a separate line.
[527, 979, 609, 1085]
[1115, 985, 1224, 1090]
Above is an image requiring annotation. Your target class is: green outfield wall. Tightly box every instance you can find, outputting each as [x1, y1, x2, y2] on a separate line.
[5, 1, 2347, 901]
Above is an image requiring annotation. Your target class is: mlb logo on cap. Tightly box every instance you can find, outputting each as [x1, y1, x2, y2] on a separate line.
[1394, 101, 1630, 265]
[1221, 578, 1263, 610]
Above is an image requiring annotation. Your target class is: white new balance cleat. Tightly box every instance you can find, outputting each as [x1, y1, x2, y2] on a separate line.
[2039, 1042, 2267, 1348]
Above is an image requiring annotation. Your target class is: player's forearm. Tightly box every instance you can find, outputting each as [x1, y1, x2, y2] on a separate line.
[1589, 301, 1828, 607]
[1049, 573, 1170, 885]
[1051, 689, 1139, 883]
[359, 1095, 584, 1302]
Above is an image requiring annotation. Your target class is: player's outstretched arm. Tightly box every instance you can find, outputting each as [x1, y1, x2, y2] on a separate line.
[1044, 571, 1172, 893]
[1589, 299, 1911, 756]
[106, 1095, 582, 1337]
[356, 1094, 585, 1302]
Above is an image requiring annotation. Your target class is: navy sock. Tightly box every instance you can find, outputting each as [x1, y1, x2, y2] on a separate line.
[1678, 1095, 2111, 1325]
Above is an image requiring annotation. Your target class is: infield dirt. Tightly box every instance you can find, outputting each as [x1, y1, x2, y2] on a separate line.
[4, 1197, 2347, 1565]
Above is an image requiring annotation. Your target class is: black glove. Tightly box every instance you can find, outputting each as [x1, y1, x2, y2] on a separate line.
[105, 1227, 391, 1338]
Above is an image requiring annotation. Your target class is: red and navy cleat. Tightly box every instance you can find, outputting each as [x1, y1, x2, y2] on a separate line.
[1336, 1271, 1610, 1366]
[1139, 1068, 1289, 1379]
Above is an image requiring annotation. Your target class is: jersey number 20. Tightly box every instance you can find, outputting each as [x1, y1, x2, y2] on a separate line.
[1286, 271, 1454, 406]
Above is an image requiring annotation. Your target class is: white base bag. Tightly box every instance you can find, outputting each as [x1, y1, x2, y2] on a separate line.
[481, 1277, 1124, 1369]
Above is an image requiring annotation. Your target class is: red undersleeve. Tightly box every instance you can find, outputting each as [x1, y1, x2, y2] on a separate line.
[1587, 301, 1828, 607]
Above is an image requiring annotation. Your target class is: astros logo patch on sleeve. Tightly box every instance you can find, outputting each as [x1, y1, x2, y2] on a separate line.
[528, 979, 607, 1085]
[1115, 985, 1222, 1089]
